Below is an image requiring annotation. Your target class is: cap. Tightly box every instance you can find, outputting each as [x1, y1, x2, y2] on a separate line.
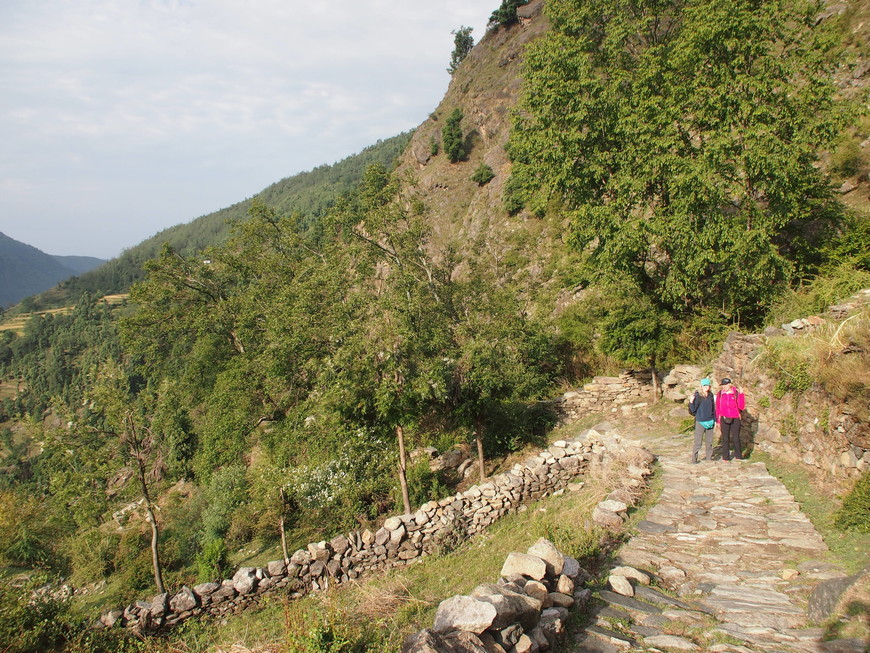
[700, 378, 711, 386]
[721, 377, 732, 385]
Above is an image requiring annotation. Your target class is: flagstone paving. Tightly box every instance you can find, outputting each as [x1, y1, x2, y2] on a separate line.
[571, 428, 860, 653]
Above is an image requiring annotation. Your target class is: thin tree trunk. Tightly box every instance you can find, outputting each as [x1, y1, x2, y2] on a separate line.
[650, 360, 659, 402]
[145, 504, 165, 595]
[475, 419, 486, 484]
[127, 415, 165, 595]
[396, 424, 412, 515]
[279, 488, 290, 565]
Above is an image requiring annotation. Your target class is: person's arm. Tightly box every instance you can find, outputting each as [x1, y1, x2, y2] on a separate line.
[736, 389, 746, 411]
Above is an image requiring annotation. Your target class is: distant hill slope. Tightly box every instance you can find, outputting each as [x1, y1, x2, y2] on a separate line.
[52, 255, 105, 275]
[27, 133, 412, 312]
[0, 233, 105, 308]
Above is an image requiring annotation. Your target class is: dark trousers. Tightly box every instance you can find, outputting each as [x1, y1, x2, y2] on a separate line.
[720, 417, 742, 460]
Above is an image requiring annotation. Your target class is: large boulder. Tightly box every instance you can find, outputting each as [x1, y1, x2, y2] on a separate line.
[527, 538, 564, 577]
[501, 553, 547, 580]
[433, 595, 498, 634]
[471, 583, 543, 630]
[402, 628, 491, 653]
[232, 567, 259, 595]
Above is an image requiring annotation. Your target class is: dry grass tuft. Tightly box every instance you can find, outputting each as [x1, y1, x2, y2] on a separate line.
[352, 577, 432, 621]
[812, 312, 870, 409]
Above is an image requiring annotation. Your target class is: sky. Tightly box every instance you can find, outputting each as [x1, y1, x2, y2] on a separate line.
[0, 0, 496, 260]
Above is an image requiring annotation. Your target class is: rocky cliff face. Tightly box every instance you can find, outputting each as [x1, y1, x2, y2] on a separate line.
[391, 1, 575, 303]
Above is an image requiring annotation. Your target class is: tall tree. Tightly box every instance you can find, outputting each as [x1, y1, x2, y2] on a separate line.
[449, 277, 559, 482]
[91, 361, 166, 595]
[507, 0, 847, 325]
[448, 26, 474, 74]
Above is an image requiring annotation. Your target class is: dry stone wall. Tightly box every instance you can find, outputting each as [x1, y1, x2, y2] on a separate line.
[100, 429, 634, 634]
[553, 371, 656, 422]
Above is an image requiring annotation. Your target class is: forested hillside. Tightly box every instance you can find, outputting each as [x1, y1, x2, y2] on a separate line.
[0, 233, 104, 308]
[16, 133, 411, 313]
[0, 0, 868, 651]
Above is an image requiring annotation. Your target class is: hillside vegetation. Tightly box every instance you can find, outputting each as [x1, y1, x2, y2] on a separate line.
[1, 0, 869, 651]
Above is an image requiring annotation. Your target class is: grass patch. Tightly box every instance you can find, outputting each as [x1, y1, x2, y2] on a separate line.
[750, 451, 870, 573]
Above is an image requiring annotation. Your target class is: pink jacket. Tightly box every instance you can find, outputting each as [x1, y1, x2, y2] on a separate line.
[716, 389, 745, 421]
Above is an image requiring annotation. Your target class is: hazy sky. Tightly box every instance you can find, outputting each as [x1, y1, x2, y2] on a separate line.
[0, 0, 495, 259]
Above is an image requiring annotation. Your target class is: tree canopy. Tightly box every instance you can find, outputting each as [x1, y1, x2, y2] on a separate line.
[507, 0, 849, 325]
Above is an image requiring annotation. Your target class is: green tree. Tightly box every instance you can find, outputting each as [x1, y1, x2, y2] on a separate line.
[507, 0, 847, 326]
[448, 26, 474, 74]
[91, 360, 166, 594]
[489, 0, 529, 28]
[598, 292, 676, 399]
[333, 164, 455, 514]
[449, 277, 559, 482]
[442, 108, 465, 163]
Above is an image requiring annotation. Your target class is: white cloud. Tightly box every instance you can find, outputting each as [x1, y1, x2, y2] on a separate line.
[0, 0, 497, 258]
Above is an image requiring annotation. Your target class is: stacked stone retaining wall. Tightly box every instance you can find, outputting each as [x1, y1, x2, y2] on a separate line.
[101, 429, 631, 634]
[553, 371, 656, 422]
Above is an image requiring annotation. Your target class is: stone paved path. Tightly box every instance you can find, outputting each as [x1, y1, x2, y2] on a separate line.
[574, 428, 854, 653]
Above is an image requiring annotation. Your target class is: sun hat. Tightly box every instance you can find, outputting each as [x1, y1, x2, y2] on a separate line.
[720, 377, 732, 384]
[700, 378, 711, 386]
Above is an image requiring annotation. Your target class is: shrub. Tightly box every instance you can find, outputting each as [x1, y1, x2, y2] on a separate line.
[397, 459, 450, 510]
[0, 575, 69, 653]
[834, 471, 870, 532]
[471, 163, 495, 186]
[196, 536, 230, 582]
[442, 108, 464, 163]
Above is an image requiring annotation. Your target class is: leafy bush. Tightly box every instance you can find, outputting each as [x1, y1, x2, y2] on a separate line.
[397, 459, 450, 510]
[196, 535, 230, 582]
[442, 108, 464, 163]
[0, 574, 139, 653]
[65, 529, 119, 585]
[471, 163, 495, 186]
[834, 471, 870, 532]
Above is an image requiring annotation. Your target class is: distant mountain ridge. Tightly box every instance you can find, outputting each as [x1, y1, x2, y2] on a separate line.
[0, 232, 105, 308]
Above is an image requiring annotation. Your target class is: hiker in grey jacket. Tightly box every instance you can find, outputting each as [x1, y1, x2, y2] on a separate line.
[688, 378, 716, 463]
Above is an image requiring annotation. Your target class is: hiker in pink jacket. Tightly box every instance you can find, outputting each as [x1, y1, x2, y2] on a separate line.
[716, 377, 746, 460]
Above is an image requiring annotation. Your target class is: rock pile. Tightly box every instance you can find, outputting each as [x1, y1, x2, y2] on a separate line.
[101, 428, 639, 634]
[401, 538, 590, 653]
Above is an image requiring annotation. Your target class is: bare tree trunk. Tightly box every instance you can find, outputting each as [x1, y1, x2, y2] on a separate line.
[127, 415, 165, 595]
[145, 505, 165, 595]
[396, 424, 412, 514]
[279, 488, 290, 565]
[475, 419, 486, 484]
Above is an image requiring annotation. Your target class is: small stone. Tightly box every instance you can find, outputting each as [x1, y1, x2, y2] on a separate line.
[547, 591, 574, 608]
[609, 574, 634, 597]
[523, 580, 549, 602]
[611, 565, 650, 585]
